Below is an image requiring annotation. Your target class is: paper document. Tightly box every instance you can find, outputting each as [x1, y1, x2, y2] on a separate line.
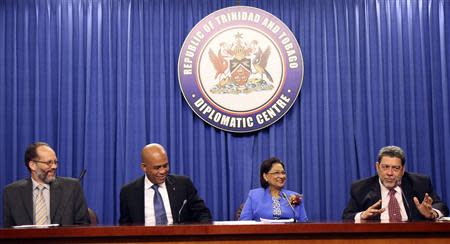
[213, 221, 262, 225]
[260, 218, 294, 223]
[12, 224, 60, 229]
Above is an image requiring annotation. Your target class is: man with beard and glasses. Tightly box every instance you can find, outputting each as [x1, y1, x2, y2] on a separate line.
[119, 143, 212, 225]
[2, 142, 90, 227]
[342, 146, 448, 222]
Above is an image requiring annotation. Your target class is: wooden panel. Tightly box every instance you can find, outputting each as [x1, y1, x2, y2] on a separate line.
[1, 221, 449, 243]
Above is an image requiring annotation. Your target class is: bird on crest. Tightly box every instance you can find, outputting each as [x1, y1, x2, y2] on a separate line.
[252, 46, 273, 83]
[208, 47, 228, 81]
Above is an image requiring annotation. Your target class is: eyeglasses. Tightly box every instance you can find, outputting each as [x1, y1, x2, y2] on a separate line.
[268, 171, 287, 176]
[33, 160, 59, 167]
[379, 164, 402, 172]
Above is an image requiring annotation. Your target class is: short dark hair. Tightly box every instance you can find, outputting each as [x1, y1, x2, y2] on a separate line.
[260, 157, 285, 188]
[24, 142, 50, 171]
[377, 146, 406, 166]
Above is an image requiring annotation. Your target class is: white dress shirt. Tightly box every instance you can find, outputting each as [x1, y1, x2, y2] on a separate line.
[144, 176, 173, 225]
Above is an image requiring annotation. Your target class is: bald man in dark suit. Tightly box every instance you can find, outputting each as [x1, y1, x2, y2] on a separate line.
[119, 143, 211, 225]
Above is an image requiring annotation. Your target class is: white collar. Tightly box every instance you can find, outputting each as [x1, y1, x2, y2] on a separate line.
[144, 175, 167, 190]
[31, 177, 50, 190]
[378, 178, 402, 197]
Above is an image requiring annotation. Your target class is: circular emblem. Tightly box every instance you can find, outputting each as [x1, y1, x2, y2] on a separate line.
[178, 6, 303, 133]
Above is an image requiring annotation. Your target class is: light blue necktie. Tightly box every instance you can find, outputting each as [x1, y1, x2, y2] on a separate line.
[151, 184, 168, 225]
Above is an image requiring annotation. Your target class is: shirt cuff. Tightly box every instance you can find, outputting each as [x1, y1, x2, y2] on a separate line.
[354, 212, 363, 221]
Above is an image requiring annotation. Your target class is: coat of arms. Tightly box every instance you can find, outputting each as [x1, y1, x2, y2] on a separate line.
[208, 32, 274, 94]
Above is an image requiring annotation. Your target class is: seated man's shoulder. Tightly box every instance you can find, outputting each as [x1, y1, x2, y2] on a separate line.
[169, 174, 191, 182]
[53, 177, 83, 190]
[121, 176, 144, 191]
[57, 176, 79, 182]
[350, 175, 378, 191]
[404, 172, 431, 183]
[4, 178, 29, 191]
[56, 176, 80, 185]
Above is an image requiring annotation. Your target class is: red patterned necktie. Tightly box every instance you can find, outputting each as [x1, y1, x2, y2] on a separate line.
[388, 189, 402, 221]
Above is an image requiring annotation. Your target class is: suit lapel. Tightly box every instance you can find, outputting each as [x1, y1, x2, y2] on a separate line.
[166, 176, 179, 223]
[50, 178, 62, 221]
[368, 181, 381, 200]
[21, 179, 34, 223]
[366, 177, 381, 203]
[400, 173, 416, 220]
[366, 177, 382, 220]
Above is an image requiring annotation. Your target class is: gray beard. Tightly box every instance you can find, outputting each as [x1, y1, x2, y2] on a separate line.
[36, 167, 56, 184]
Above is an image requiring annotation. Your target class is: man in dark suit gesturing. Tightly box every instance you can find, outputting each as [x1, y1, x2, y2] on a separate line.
[342, 146, 448, 221]
[119, 143, 212, 225]
[3, 142, 90, 227]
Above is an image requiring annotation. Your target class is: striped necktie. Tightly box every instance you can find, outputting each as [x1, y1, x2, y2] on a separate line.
[35, 184, 49, 225]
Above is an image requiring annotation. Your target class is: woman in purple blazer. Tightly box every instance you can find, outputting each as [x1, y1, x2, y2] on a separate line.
[239, 157, 308, 222]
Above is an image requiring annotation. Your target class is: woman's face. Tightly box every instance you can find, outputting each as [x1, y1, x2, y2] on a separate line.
[264, 163, 286, 190]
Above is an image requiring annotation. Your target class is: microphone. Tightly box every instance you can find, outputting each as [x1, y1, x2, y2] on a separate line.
[178, 199, 187, 223]
[78, 169, 87, 182]
[282, 192, 297, 223]
[397, 180, 412, 221]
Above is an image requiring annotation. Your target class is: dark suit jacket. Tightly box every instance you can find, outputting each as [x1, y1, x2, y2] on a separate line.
[342, 172, 449, 220]
[119, 175, 212, 224]
[2, 177, 90, 227]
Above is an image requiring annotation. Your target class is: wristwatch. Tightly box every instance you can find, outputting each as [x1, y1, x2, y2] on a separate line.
[431, 210, 439, 220]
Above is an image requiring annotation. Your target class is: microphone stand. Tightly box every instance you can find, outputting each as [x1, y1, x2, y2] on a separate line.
[78, 169, 87, 184]
[282, 192, 297, 223]
[178, 199, 187, 224]
[397, 180, 412, 221]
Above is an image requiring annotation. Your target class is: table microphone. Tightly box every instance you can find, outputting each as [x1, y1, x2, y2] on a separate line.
[78, 169, 87, 182]
[178, 199, 187, 223]
[282, 192, 297, 223]
[397, 180, 412, 221]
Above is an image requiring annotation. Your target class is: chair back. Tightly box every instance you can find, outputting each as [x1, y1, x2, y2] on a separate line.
[88, 208, 98, 225]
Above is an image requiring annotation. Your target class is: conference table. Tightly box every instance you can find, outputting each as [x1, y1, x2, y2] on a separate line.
[1, 220, 450, 243]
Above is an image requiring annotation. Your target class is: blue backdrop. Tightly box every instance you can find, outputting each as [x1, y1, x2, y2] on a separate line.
[1, 0, 449, 225]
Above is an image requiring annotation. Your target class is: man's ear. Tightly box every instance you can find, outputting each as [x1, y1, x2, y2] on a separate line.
[140, 163, 146, 172]
[28, 161, 36, 171]
[375, 161, 383, 174]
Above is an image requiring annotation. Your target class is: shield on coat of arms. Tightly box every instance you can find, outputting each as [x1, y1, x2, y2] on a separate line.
[230, 58, 251, 86]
